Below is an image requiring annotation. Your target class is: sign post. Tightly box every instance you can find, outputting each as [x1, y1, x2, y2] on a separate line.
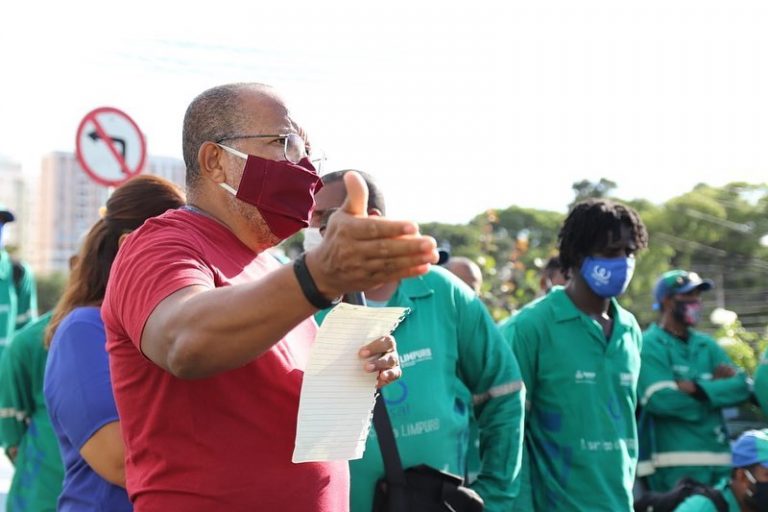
[75, 106, 147, 187]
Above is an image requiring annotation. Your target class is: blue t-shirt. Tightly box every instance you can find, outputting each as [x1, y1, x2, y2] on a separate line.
[44, 306, 131, 511]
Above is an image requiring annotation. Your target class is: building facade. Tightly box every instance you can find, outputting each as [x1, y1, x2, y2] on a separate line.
[0, 155, 27, 250]
[30, 152, 185, 274]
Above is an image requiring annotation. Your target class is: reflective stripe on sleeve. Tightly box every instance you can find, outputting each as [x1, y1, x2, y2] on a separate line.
[0, 408, 28, 423]
[473, 381, 524, 406]
[640, 380, 678, 406]
[636, 460, 656, 477]
[16, 311, 32, 324]
[652, 451, 732, 468]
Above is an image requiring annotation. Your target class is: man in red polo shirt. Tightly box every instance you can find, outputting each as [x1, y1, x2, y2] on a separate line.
[102, 82, 438, 511]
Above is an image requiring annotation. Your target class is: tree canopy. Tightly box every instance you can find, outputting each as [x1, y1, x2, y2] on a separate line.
[423, 179, 768, 337]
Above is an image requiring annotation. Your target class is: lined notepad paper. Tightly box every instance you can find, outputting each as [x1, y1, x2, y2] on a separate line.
[292, 303, 409, 463]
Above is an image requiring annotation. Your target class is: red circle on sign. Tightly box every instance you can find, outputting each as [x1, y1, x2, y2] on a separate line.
[75, 106, 147, 187]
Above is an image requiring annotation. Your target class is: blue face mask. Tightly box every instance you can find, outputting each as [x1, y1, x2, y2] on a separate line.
[580, 256, 635, 298]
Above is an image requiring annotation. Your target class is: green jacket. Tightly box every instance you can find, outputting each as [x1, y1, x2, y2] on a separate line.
[0, 312, 64, 511]
[754, 348, 768, 417]
[497, 308, 533, 512]
[319, 267, 525, 512]
[510, 287, 642, 511]
[638, 324, 750, 491]
[0, 251, 37, 355]
[673, 478, 739, 511]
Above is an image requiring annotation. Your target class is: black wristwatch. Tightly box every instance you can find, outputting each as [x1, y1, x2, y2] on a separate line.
[293, 253, 342, 310]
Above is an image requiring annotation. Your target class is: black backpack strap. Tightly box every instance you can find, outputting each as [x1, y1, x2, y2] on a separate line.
[699, 488, 728, 512]
[372, 393, 408, 511]
[11, 259, 24, 292]
[682, 477, 728, 512]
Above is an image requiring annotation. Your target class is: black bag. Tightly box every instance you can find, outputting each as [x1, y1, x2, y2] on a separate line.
[370, 394, 484, 512]
[633, 477, 728, 512]
[372, 464, 484, 512]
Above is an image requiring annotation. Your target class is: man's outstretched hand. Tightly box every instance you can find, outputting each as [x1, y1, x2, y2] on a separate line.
[306, 171, 438, 300]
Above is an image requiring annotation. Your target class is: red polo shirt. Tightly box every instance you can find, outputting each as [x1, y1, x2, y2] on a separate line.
[102, 208, 348, 512]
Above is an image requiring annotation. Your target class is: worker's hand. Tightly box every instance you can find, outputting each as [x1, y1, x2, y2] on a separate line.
[677, 380, 698, 394]
[713, 363, 737, 380]
[306, 171, 438, 300]
[360, 335, 401, 388]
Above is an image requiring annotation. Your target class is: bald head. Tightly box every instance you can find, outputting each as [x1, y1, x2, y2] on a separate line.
[444, 257, 483, 294]
[182, 83, 281, 189]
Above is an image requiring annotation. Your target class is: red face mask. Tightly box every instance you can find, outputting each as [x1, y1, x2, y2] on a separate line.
[219, 145, 323, 239]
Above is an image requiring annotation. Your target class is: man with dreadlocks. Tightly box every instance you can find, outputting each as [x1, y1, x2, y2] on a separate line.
[508, 198, 648, 511]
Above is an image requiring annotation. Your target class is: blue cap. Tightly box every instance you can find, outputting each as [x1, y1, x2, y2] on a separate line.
[652, 269, 714, 310]
[732, 429, 768, 468]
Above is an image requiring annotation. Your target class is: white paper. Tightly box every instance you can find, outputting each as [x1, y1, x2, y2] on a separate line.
[292, 303, 409, 463]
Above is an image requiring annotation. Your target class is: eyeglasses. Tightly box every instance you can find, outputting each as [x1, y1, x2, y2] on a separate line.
[215, 133, 308, 164]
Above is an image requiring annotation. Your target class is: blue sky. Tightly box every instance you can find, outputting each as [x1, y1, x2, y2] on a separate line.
[2, 1, 767, 223]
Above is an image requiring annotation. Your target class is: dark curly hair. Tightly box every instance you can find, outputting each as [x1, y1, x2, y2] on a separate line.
[558, 198, 648, 276]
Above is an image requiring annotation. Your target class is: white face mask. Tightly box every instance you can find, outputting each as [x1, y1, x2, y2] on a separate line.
[302, 227, 323, 252]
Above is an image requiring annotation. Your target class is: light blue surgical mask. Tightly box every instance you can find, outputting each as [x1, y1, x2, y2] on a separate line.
[302, 227, 323, 253]
[580, 256, 635, 298]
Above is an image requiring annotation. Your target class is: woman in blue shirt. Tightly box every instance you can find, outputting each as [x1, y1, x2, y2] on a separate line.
[43, 175, 185, 511]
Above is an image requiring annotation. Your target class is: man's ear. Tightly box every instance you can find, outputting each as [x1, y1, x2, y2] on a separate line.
[198, 141, 228, 184]
[368, 208, 383, 217]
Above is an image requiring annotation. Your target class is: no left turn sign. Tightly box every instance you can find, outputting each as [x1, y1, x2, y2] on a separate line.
[75, 106, 147, 187]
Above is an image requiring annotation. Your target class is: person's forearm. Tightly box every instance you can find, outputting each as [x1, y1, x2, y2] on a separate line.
[697, 374, 751, 408]
[80, 421, 126, 488]
[473, 390, 525, 510]
[147, 264, 317, 379]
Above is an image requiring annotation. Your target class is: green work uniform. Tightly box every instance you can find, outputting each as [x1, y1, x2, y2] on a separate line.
[638, 324, 750, 491]
[510, 287, 642, 511]
[0, 251, 37, 356]
[318, 267, 525, 512]
[673, 478, 739, 511]
[754, 348, 768, 418]
[0, 312, 64, 511]
[497, 302, 542, 512]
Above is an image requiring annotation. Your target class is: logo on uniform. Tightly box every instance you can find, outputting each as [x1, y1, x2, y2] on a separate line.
[400, 348, 433, 368]
[590, 266, 612, 287]
[575, 370, 597, 384]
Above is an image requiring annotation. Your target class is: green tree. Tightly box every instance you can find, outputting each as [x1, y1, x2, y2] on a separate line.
[467, 206, 565, 320]
[421, 222, 484, 260]
[712, 309, 768, 375]
[412, 179, 768, 337]
[570, 178, 618, 208]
